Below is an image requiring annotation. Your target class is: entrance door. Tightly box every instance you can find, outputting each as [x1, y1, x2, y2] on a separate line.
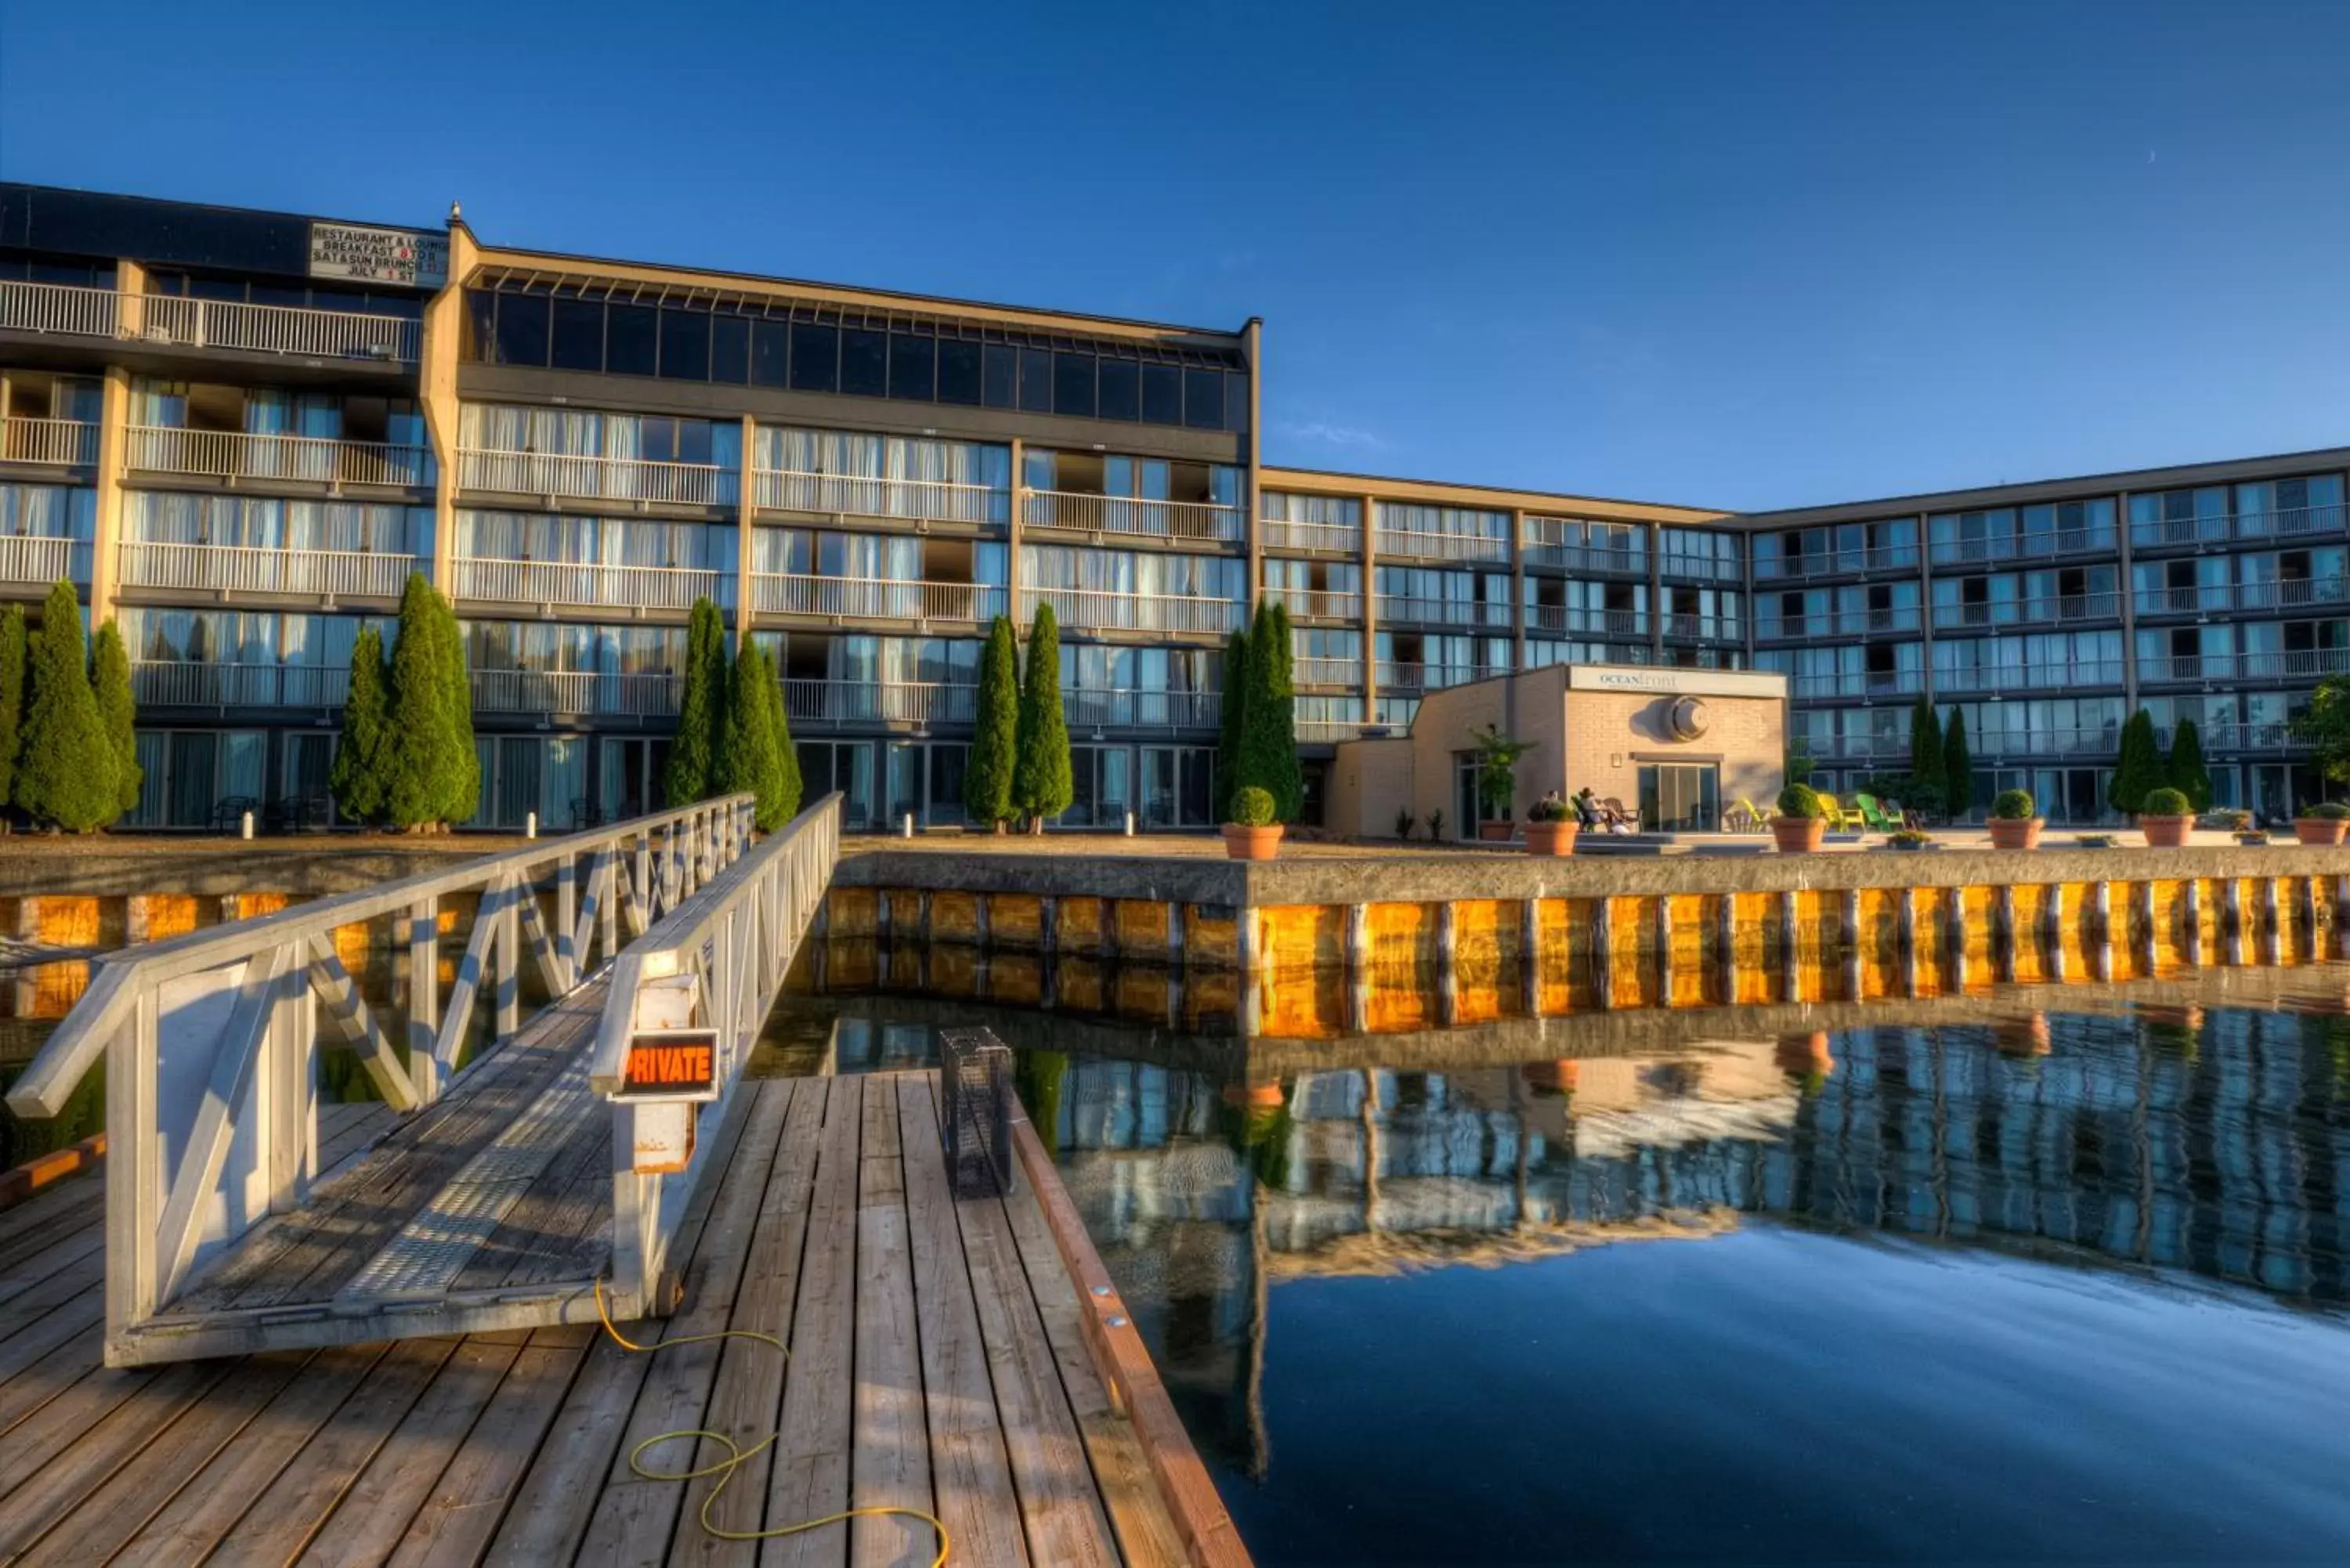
[1141, 747, 1178, 829]
[1638, 763, 1720, 833]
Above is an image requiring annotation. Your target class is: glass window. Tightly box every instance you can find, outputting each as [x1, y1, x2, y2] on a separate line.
[938, 340, 982, 406]
[605, 304, 656, 377]
[1097, 360, 1141, 421]
[710, 315, 750, 384]
[492, 294, 548, 367]
[841, 328, 888, 397]
[750, 320, 789, 387]
[1225, 373, 1250, 435]
[982, 345, 1018, 408]
[463, 291, 497, 361]
[1184, 369, 1224, 431]
[657, 308, 709, 381]
[789, 323, 838, 392]
[1053, 353, 1095, 418]
[1141, 364, 1181, 425]
[1019, 349, 1053, 413]
[550, 297, 603, 371]
[888, 334, 935, 401]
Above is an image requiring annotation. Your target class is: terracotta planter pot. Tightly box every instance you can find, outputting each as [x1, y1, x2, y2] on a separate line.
[2294, 818, 2350, 846]
[1477, 821, 1515, 842]
[1987, 817, 2044, 851]
[2138, 814, 2193, 848]
[1221, 822, 1284, 862]
[1770, 817, 1826, 853]
[1524, 820, 1578, 857]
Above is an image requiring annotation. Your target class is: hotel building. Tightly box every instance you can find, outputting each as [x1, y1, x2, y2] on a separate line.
[0, 180, 2337, 829]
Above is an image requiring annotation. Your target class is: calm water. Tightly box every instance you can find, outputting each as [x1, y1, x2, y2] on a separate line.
[768, 963, 2350, 1566]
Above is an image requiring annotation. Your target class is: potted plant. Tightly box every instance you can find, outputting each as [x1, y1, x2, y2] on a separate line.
[1470, 726, 1535, 842]
[2294, 800, 2350, 846]
[1987, 788, 2042, 851]
[1223, 785, 1283, 862]
[1771, 783, 1828, 853]
[1885, 829, 1934, 851]
[2139, 786, 2194, 848]
[1524, 793, 1578, 857]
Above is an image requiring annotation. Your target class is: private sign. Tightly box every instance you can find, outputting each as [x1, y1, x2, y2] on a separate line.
[619, 1028, 720, 1102]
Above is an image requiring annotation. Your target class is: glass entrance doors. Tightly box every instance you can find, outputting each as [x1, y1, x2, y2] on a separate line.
[1638, 763, 1720, 833]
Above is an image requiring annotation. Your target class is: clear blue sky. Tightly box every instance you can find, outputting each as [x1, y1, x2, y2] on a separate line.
[5, 0, 2348, 512]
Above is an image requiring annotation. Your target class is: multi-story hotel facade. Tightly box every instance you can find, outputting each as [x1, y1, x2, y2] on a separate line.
[0, 180, 2337, 830]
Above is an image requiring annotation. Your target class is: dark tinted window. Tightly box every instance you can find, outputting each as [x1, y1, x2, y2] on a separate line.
[1019, 349, 1053, 413]
[841, 328, 888, 396]
[658, 308, 709, 381]
[1097, 360, 1140, 421]
[938, 340, 982, 405]
[1225, 372, 1250, 434]
[789, 324, 837, 392]
[1053, 353, 1095, 418]
[710, 315, 750, 384]
[1184, 369, 1224, 431]
[888, 334, 935, 401]
[1141, 364, 1181, 425]
[983, 345, 1018, 407]
[493, 294, 549, 367]
[751, 320, 789, 387]
[551, 297, 604, 370]
[463, 290, 497, 362]
[606, 303, 657, 376]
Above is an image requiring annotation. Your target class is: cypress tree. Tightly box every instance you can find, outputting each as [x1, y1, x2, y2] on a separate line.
[719, 638, 791, 829]
[0, 604, 25, 822]
[436, 593, 479, 828]
[2110, 707, 2166, 815]
[965, 615, 1018, 830]
[2167, 717, 2214, 812]
[663, 598, 728, 806]
[330, 623, 392, 825]
[759, 642, 801, 822]
[1941, 705, 1974, 819]
[1011, 603, 1072, 829]
[384, 573, 470, 830]
[1238, 602, 1303, 822]
[13, 581, 114, 833]
[1907, 694, 1945, 818]
[1212, 626, 1249, 824]
[91, 620, 139, 822]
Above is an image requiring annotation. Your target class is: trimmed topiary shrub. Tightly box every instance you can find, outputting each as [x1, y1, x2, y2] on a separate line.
[1776, 782, 1825, 820]
[2303, 801, 2350, 821]
[2143, 786, 2192, 816]
[1231, 786, 1275, 827]
[1990, 788, 2036, 820]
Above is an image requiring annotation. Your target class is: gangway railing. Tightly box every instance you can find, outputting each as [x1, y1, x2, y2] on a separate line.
[5, 795, 754, 1363]
[589, 793, 842, 1317]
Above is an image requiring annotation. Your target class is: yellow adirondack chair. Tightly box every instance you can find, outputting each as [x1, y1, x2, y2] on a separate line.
[1813, 793, 1860, 832]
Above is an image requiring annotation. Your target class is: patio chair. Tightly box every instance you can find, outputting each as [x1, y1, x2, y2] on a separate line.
[1600, 797, 1640, 830]
[1851, 793, 1901, 832]
[1812, 793, 1860, 832]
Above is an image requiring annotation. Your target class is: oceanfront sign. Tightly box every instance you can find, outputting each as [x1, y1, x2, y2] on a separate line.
[308, 222, 448, 288]
[1566, 663, 1787, 700]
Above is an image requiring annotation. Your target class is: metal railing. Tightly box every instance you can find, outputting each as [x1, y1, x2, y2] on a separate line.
[5, 794, 757, 1364]
[1061, 688, 1220, 729]
[782, 678, 977, 726]
[1927, 592, 2122, 631]
[472, 668, 682, 716]
[0, 416, 99, 467]
[1293, 656, 1365, 687]
[1798, 732, 1914, 760]
[1929, 526, 2117, 565]
[754, 573, 1003, 623]
[1930, 658, 2128, 693]
[0, 278, 122, 339]
[120, 540, 418, 599]
[0, 533, 88, 585]
[1664, 613, 1741, 641]
[2132, 506, 2347, 548]
[130, 292, 421, 363]
[1524, 603, 1648, 637]
[591, 794, 840, 1316]
[1756, 544, 1922, 580]
[1296, 718, 1372, 742]
[1790, 671, 1923, 699]
[1018, 586, 1242, 634]
[1659, 555, 1745, 584]
[1967, 728, 2125, 760]
[2193, 722, 2301, 752]
[1759, 609, 1924, 641]
[458, 448, 737, 508]
[753, 469, 1009, 526]
[454, 556, 723, 612]
[1521, 542, 1650, 575]
[1260, 519, 1361, 554]
[1022, 490, 1242, 544]
[2142, 649, 2350, 684]
[1260, 587, 1361, 621]
[1373, 661, 1496, 692]
[1371, 529, 1509, 563]
[126, 425, 433, 488]
[1379, 593, 1512, 628]
[130, 660, 350, 709]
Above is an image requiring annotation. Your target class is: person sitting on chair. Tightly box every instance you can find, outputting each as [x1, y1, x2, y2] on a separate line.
[1573, 787, 1603, 829]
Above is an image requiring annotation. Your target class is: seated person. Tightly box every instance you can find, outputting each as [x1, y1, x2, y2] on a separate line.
[1572, 788, 1603, 829]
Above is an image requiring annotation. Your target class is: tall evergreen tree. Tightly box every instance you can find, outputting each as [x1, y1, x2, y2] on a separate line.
[663, 598, 728, 807]
[2109, 707, 2167, 815]
[330, 623, 392, 824]
[91, 620, 139, 820]
[13, 581, 114, 833]
[965, 615, 1018, 830]
[759, 643, 802, 823]
[718, 638, 793, 829]
[2167, 717, 2214, 812]
[0, 604, 26, 823]
[1907, 695, 1946, 818]
[1212, 626, 1250, 824]
[435, 594, 478, 827]
[383, 573, 472, 830]
[1238, 602, 1303, 822]
[1940, 705, 1974, 819]
[1011, 603, 1072, 829]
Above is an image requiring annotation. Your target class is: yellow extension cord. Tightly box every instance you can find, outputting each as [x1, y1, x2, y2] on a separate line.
[593, 1277, 951, 1566]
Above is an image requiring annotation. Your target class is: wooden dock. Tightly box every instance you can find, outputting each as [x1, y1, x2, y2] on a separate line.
[0, 1071, 1246, 1566]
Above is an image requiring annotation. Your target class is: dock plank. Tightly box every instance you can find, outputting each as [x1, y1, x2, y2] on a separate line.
[851, 1075, 932, 1568]
[379, 1338, 586, 1568]
[761, 1075, 862, 1568]
[0, 1356, 233, 1560]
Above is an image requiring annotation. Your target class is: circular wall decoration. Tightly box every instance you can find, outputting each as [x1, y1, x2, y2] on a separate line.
[1668, 695, 1709, 741]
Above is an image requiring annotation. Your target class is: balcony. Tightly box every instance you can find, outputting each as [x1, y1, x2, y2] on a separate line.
[130, 661, 349, 709]
[1929, 592, 2120, 632]
[1293, 657, 1365, 688]
[454, 557, 725, 613]
[754, 469, 1009, 528]
[1018, 587, 1242, 635]
[1262, 587, 1361, 622]
[1524, 603, 1647, 638]
[0, 280, 421, 363]
[1757, 544, 1921, 581]
[1759, 609, 1922, 641]
[2234, 576, 2350, 612]
[1062, 689, 1220, 731]
[1260, 519, 1361, 555]
[1521, 541, 1649, 575]
[1930, 526, 2117, 566]
[1969, 728, 2124, 760]
[1022, 491, 1242, 544]
[2130, 506, 2348, 551]
[2145, 648, 2350, 685]
[1801, 732, 1911, 761]
[1371, 529, 1508, 565]
[471, 669, 679, 717]
[1379, 593, 1509, 629]
[121, 542, 418, 601]
[0, 533, 88, 587]
[1932, 658, 2125, 694]
[1788, 671, 1923, 700]
[126, 426, 433, 490]
[2195, 721, 2300, 753]
[1296, 718, 1371, 742]
[457, 448, 737, 510]
[1663, 613, 1740, 641]
[1659, 555, 1745, 584]
[754, 575, 1003, 624]
[782, 680, 977, 727]
[0, 417, 98, 469]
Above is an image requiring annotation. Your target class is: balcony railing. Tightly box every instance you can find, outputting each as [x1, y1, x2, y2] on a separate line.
[2132, 505, 2346, 549]
[1022, 490, 1242, 544]
[2143, 649, 2350, 685]
[1663, 613, 1741, 641]
[1759, 609, 1923, 641]
[130, 660, 349, 709]
[1757, 544, 1922, 580]
[1371, 529, 1509, 564]
[1260, 520, 1361, 554]
[1928, 591, 2122, 631]
[1929, 526, 2117, 566]
[454, 557, 725, 612]
[1261, 587, 1361, 621]
[0, 533, 88, 585]
[0, 279, 414, 363]
[1969, 728, 2124, 760]
[1521, 542, 1650, 575]
[782, 679, 976, 727]
[127, 425, 432, 489]
[754, 469, 1009, 527]
[1292, 656, 1365, 687]
[1790, 671, 1923, 700]
[1932, 658, 2127, 694]
[1296, 718, 1371, 742]
[1374, 662, 1499, 692]
[1659, 555, 1744, 584]
[1018, 587, 1242, 635]
[2193, 721, 2301, 753]
[1062, 689, 1220, 730]
[1524, 603, 1647, 637]
[0, 417, 98, 468]
[1379, 593, 1511, 628]
[471, 669, 680, 716]
[1797, 732, 1913, 760]
[754, 574, 1003, 623]
[121, 541, 418, 599]
[458, 448, 737, 508]
[2234, 576, 2350, 612]
[0, 279, 121, 340]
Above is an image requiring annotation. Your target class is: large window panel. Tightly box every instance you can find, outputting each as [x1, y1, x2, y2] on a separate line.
[1097, 360, 1140, 421]
[789, 323, 838, 392]
[1018, 349, 1054, 413]
[751, 320, 790, 387]
[888, 334, 935, 401]
[658, 308, 710, 381]
[493, 294, 549, 367]
[606, 304, 656, 377]
[1053, 353, 1095, 418]
[1184, 369, 1224, 431]
[938, 340, 982, 405]
[983, 345, 1018, 408]
[841, 328, 888, 397]
[1141, 364, 1181, 426]
[550, 297, 605, 371]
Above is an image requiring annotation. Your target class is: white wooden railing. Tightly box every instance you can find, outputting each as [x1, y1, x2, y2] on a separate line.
[0, 416, 99, 467]
[0, 278, 123, 338]
[131, 660, 350, 709]
[754, 573, 1003, 623]
[783, 678, 977, 725]
[119, 540, 418, 599]
[454, 556, 723, 612]
[1023, 490, 1243, 543]
[472, 668, 682, 716]
[459, 448, 736, 508]
[591, 794, 841, 1315]
[0, 533, 86, 585]
[5, 796, 758, 1365]
[752, 469, 1009, 526]
[129, 292, 421, 363]
[1019, 586, 1242, 634]
[126, 425, 433, 488]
